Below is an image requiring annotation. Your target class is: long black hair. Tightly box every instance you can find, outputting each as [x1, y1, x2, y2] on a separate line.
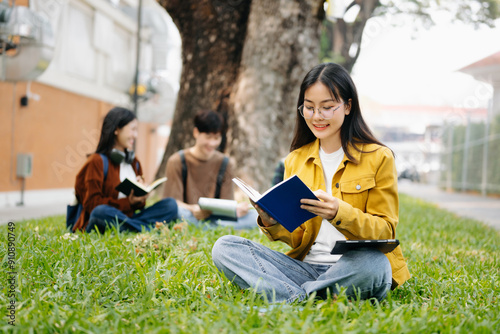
[95, 107, 136, 156]
[290, 62, 384, 162]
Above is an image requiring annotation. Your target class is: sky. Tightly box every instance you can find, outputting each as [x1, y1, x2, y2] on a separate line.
[351, 14, 500, 108]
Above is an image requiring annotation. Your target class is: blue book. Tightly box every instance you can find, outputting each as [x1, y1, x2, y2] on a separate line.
[232, 175, 318, 232]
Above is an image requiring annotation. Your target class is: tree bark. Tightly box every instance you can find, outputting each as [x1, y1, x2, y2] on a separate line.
[228, 0, 324, 190]
[157, 0, 324, 191]
[156, 0, 251, 179]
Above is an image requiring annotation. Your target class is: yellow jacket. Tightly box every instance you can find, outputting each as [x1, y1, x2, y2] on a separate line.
[259, 139, 411, 288]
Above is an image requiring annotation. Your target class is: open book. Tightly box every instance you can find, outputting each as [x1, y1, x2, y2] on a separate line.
[330, 239, 400, 254]
[232, 175, 318, 232]
[198, 197, 238, 220]
[115, 177, 167, 197]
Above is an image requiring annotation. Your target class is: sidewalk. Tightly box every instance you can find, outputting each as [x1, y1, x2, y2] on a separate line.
[0, 188, 72, 224]
[398, 180, 500, 231]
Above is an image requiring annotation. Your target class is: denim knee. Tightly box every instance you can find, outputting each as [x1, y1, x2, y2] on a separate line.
[212, 235, 242, 264]
[158, 197, 178, 221]
[89, 204, 109, 220]
[350, 249, 392, 300]
[157, 197, 177, 211]
[355, 249, 391, 281]
[87, 205, 115, 233]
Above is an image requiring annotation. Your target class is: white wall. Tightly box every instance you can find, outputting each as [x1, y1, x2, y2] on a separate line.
[32, 0, 182, 116]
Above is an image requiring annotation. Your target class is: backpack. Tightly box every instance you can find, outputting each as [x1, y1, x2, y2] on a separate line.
[178, 149, 229, 203]
[66, 154, 108, 231]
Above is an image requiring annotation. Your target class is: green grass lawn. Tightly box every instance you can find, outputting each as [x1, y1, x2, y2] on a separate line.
[1, 194, 499, 333]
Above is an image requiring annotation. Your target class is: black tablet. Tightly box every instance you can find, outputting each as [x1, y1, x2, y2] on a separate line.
[330, 239, 400, 254]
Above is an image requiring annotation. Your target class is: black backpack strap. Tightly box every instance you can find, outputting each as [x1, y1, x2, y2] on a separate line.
[215, 156, 229, 199]
[179, 150, 187, 203]
[99, 154, 109, 181]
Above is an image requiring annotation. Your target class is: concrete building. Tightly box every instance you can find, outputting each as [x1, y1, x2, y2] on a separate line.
[358, 50, 500, 189]
[459, 50, 500, 117]
[359, 97, 488, 184]
[0, 0, 181, 208]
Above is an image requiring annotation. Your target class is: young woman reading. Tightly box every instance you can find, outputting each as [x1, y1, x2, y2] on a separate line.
[212, 63, 410, 303]
[72, 107, 177, 233]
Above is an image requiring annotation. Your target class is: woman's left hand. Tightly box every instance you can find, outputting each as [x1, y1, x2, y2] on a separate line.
[128, 189, 148, 206]
[300, 189, 339, 221]
[249, 200, 277, 227]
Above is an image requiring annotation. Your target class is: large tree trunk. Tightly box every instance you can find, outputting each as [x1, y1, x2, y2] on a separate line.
[156, 0, 251, 178]
[228, 0, 324, 190]
[157, 0, 324, 191]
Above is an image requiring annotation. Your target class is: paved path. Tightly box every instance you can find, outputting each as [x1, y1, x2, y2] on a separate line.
[0, 189, 71, 224]
[398, 180, 500, 230]
[1, 184, 499, 231]
[0, 203, 66, 224]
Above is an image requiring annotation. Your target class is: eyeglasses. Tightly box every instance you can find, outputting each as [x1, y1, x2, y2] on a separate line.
[298, 102, 344, 120]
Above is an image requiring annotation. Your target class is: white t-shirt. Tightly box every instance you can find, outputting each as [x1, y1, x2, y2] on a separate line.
[118, 162, 137, 199]
[303, 146, 346, 265]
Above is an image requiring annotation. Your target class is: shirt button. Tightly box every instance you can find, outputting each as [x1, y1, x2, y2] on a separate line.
[336, 221, 341, 225]
[356, 184, 361, 190]
[335, 183, 339, 188]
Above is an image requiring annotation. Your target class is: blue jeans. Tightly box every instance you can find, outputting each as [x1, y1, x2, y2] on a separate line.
[212, 235, 392, 303]
[86, 198, 178, 233]
[177, 206, 258, 230]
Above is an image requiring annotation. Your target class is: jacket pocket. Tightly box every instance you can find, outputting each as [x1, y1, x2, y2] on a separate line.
[339, 176, 376, 211]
